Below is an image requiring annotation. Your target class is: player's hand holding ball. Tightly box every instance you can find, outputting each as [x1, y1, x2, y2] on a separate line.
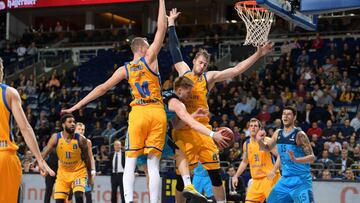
[215, 127, 234, 150]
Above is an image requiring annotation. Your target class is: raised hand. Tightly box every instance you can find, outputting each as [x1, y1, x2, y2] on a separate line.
[257, 41, 274, 57]
[167, 8, 181, 26]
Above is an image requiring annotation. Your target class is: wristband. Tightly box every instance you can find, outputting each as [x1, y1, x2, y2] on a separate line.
[209, 131, 215, 138]
[91, 170, 96, 175]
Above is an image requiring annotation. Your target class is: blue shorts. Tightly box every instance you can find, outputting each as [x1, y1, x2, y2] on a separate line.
[267, 174, 314, 203]
[137, 135, 176, 166]
[85, 177, 92, 192]
[193, 175, 213, 197]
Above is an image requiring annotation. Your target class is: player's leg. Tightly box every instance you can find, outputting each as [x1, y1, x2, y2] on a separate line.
[267, 176, 293, 203]
[54, 171, 72, 203]
[143, 107, 167, 203]
[84, 178, 92, 203]
[72, 176, 87, 203]
[0, 151, 22, 203]
[198, 134, 225, 203]
[124, 107, 148, 202]
[45, 176, 56, 203]
[291, 175, 314, 203]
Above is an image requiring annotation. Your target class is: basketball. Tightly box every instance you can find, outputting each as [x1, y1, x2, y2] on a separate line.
[217, 127, 235, 149]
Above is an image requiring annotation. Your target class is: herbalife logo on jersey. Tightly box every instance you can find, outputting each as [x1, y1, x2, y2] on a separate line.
[7, 0, 37, 9]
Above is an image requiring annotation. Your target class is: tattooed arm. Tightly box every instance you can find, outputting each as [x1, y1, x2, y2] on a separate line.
[288, 131, 315, 164]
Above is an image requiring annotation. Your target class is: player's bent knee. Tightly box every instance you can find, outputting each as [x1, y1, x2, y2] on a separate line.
[207, 169, 222, 187]
[176, 175, 184, 191]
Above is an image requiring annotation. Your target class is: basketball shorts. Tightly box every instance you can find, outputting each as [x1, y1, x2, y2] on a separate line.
[54, 168, 87, 199]
[246, 173, 280, 202]
[267, 174, 314, 203]
[126, 105, 167, 158]
[173, 125, 220, 171]
[0, 151, 22, 203]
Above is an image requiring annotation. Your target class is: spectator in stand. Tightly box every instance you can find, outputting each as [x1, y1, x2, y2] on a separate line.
[310, 134, 322, 157]
[107, 94, 120, 112]
[336, 107, 350, 125]
[326, 134, 342, 153]
[48, 74, 61, 88]
[307, 122, 323, 138]
[340, 85, 355, 103]
[91, 121, 103, 138]
[298, 103, 316, 124]
[316, 150, 334, 169]
[234, 97, 252, 116]
[297, 49, 309, 65]
[348, 136, 358, 154]
[228, 142, 242, 162]
[96, 145, 110, 171]
[350, 112, 360, 132]
[317, 89, 333, 108]
[322, 120, 338, 141]
[338, 119, 356, 141]
[36, 120, 51, 143]
[343, 168, 360, 181]
[321, 169, 332, 180]
[55, 21, 63, 32]
[330, 146, 341, 161]
[27, 42, 38, 55]
[257, 104, 271, 124]
[352, 146, 360, 162]
[329, 54, 338, 66]
[101, 122, 116, 141]
[336, 149, 354, 174]
[270, 107, 282, 122]
[281, 41, 291, 56]
[323, 104, 337, 123]
[311, 33, 324, 50]
[16, 43, 27, 57]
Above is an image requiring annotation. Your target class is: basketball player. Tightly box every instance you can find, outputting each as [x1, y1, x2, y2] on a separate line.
[67, 123, 95, 203]
[232, 118, 280, 203]
[41, 114, 92, 203]
[137, 76, 230, 202]
[62, 1, 168, 202]
[0, 58, 55, 203]
[257, 106, 315, 203]
[167, 9, 273, 202]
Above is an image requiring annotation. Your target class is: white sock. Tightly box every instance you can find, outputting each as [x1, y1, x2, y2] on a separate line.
[182, 175, 191, 187]
[147, 156, 160, 203]
[217, 201, 226, 203]
[123, 157, 137, 203]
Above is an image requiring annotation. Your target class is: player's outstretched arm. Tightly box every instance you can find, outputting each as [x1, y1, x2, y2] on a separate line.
[62, 67, 126, 114]
[288, 131, 315, 164]
[257, 129, 278, 152]
[145, 0, 167, 64]
[268, 142, 281, 180]
[41, 134, 57, 159]
[168, 98, 230, 148]
[232, 143, 249, 188]
[206, 42, 273, 85]
[8, 87, 55, 177]
[87, 140, 96, 180]
[167, 8, 190, 76]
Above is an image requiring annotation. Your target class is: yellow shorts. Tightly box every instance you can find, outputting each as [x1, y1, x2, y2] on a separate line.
[173, 125, 220, 171]
[54, 167, 87, 199]
[0, 151, 22, 203]
[126, 104, 167, 158]
[246, 173, 280, 203]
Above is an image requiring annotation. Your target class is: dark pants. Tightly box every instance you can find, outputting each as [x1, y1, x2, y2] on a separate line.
[111, 173, 124, 203]
[45, 176, 56, 203]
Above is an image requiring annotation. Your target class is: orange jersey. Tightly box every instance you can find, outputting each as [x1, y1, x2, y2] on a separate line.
[125, 57, 163, 107]
[0, 84, 18, 151]
[182, 71, 210, 125]
[246, 138, 278, 179]
[56, 132, 86, 172]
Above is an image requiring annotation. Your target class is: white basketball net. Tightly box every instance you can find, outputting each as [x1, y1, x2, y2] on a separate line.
[235, 1, 274, 47]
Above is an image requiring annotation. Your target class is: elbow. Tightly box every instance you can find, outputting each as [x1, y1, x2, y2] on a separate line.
[309, 155, 316, 163]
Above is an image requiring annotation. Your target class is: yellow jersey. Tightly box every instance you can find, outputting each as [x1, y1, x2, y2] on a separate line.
[125, 57, 163, 107]
[182, 71, 210, 125]
[56, 132, 86, 172]
[0, 84, 18, 151]
[246, 138, 278, 179]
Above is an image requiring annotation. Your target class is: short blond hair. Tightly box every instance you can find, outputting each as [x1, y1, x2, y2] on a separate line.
[249, 118, 262, 128]
[173, 76, 194, 90]
[194, 49, 211, 62]
[130, 37, 148, 53]
[76, 122, 85, 127]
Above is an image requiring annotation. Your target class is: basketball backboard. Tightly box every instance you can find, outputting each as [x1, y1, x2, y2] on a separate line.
[300, 0, 360, 14]
[256, 0, 317, 31]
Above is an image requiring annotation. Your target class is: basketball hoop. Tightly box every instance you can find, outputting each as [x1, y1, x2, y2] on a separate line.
[235, 1, 274, 47]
